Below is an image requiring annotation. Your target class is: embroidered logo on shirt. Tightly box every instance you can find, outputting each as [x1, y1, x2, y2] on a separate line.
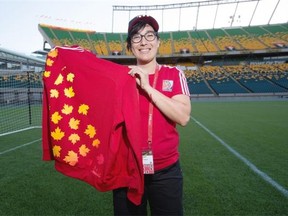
[162, 80, 173, 92]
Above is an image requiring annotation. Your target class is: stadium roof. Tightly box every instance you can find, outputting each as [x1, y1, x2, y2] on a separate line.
[112, 0, 287, 32]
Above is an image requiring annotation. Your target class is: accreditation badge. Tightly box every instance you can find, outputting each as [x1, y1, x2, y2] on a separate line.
[142, 149, 154, 174]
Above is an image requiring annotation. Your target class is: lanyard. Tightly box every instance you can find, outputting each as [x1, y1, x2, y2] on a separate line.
[147, 64, 160, 148]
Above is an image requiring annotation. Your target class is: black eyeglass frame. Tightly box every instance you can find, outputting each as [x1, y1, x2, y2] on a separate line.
[131, 31, 158, 43]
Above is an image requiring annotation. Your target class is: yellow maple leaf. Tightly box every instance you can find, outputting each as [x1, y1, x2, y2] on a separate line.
[43, 71, 51, 78]
[51, 111, 62, 124]
[54, 74, 64, 85]
[68, 133, 80, 144]
[61, 104, 73, 115]
[64, 87, 75, 98]
[92, 139, 101, 148]
[50, 89, 59, 98]
[48, 48, 58, 58]
[52, 145, 61, 157]
[64, 151, 78, 166]
[69, 117, 80, 130]
[84, 124, 96, 138]
[78, 104, 89, 115]
[46, 58, 54, 67]
[51, 127, 65, 141]
[79, 144, 90, 157]
[67, 73, 75, 82]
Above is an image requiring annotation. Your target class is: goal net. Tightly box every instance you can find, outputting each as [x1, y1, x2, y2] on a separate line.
[0, 70, 43, 136]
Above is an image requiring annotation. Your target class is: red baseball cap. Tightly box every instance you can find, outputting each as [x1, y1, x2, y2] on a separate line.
[128, 15, 159, 33]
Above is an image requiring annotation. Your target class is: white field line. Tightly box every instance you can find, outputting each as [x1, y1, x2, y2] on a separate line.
[0, 138, 42, 156]
[191, 116, 288, 199]
[0, 126, 41, 137]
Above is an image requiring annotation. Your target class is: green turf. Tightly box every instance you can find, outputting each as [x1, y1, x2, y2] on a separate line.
[0, 104, 42, 134]
[0, 100, 287, 215]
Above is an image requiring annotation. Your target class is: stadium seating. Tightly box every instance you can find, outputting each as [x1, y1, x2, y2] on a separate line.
[158, 32, 173, 55]
[105, 32, 124, 55]
[37, 23, 288, 96]
[172, 31, 195, 54]
[38, 23, 288, 55]
[206, 28, 242, 51]
[224, 28, 268, 50]
[181, 63, 288, 95]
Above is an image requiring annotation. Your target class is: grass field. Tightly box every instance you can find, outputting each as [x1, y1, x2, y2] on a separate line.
[0, 100, 287, 215]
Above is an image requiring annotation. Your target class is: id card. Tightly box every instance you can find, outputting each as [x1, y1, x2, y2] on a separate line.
[142, 149, 154, 174]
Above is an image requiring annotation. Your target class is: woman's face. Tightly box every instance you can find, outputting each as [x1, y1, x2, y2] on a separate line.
[130, 24, 160, 65]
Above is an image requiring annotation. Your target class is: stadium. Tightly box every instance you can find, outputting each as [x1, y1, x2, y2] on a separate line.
[1, 0, 288, 215]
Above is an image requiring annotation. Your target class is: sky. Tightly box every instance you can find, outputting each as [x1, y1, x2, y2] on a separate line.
[0, 0, 287, 56]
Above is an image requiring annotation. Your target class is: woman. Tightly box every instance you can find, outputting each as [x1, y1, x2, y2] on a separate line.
[113, 15, 191, 216]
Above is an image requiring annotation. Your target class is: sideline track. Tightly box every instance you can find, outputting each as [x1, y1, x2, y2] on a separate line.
[191, 116, 288, 199]
[0, 138, 42, 156]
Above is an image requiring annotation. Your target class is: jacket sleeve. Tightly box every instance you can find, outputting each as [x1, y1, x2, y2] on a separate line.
[122, 76, 144, 205]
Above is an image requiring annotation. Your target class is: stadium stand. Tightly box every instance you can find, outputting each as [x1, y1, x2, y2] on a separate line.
[158, 32, 173, 55]
[171, 31, 195, 54]
[38, 23, 288, 55]
[36, 22, 288, 98]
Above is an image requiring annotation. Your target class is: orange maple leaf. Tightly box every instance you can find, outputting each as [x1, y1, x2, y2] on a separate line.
[79, 144, 90, 157]
[51, 111, 62, 124]
[50, 89, 59, 98]
[68, 133, 80, 144]
[43, 71, 51, 78]
[92, 139, 101, 148]
[69, 117, 80, 130]
[48, 48, 58, 58]
[46, 58, 54, 67]
[61, 104, 73, 115]
[52, 145, 61, 157]
[64, 151, 78, 166]
[54, 74, 64, 85]
[84, 124, 96, 138]
[51, 127, 65, 141]
[64, 87, 75, 98]
[67, 73, 75, 82]
[78, 104, 89, 115]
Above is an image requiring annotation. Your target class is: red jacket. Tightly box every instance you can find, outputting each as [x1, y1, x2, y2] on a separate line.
[42, 46, 143, 205]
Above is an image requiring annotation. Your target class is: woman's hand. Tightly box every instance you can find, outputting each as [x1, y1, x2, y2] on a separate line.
[128, 66, 150, 90]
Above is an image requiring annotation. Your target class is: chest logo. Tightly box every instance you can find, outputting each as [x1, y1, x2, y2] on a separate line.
[162, 80, 173, 92]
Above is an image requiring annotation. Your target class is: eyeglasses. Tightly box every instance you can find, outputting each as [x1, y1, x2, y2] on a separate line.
[131, 31, 157, 43]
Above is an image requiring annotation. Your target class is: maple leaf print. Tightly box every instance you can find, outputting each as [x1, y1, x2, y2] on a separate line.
[52, 145, 61, 157]
[97, 154, 104, 165]
[51, 111, 62, 124]
[84, 124, 96, 138]
[54, 74, 64, 85]
[51, 127, 65, 141]
[48, 48, 58, 58]
[92, 139, 101, 148]
[64, 151, 78, 166]
[68, 133, 80, 144]
[67, 73, 75, 82]
[64, 87, 75, 98]
[69, 118, 80, 130]
[61, 104, 73, 115]
[78, 104, 89, 115]
[46, 58, 54, 67]
[43, 71, 51, 78]
[50, 89, 59, 98]
[79, 144, 90, 157]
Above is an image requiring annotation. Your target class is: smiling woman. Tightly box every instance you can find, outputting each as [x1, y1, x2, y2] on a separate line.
[112, 14, 191, 216]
